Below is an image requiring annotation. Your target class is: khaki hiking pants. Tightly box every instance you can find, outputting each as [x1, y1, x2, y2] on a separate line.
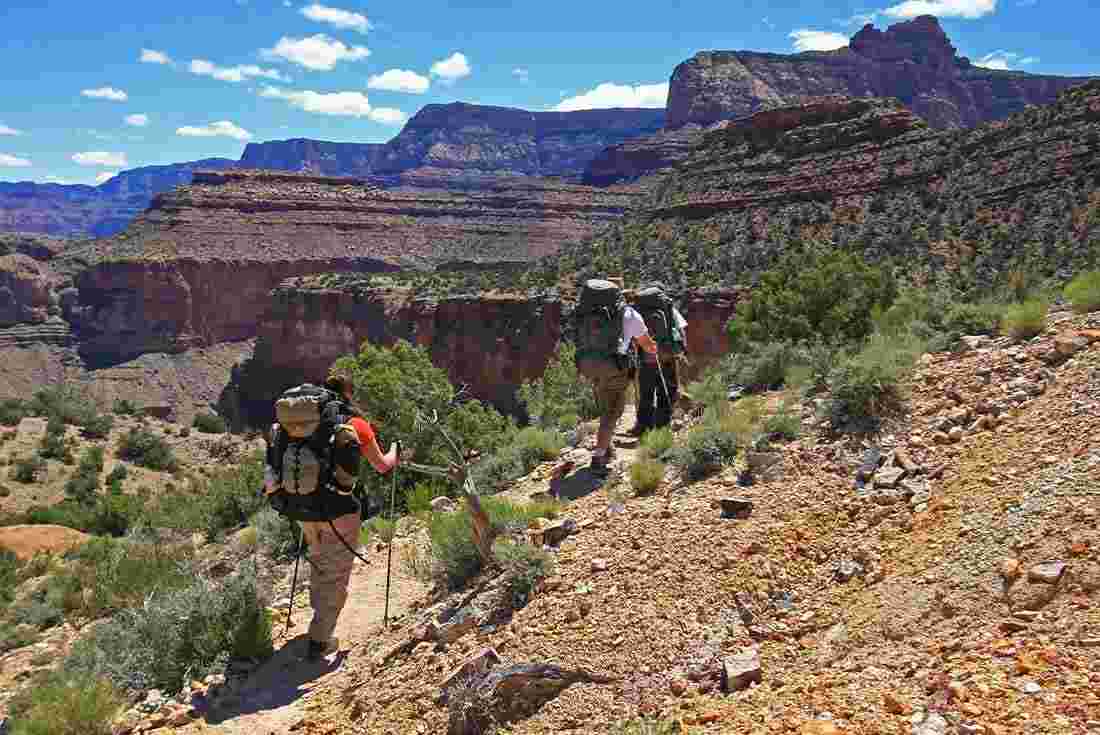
[302, 511, 362, 644]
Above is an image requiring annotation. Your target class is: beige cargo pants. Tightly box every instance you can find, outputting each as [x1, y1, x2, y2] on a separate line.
[301, 511, 362, 644]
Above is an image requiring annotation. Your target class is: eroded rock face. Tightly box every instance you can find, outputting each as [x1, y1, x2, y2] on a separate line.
[666, 17, 1093, 131]
[0, 254, 57, 327]
[62, 170, 643, 366]
[242, 281, 740, 422]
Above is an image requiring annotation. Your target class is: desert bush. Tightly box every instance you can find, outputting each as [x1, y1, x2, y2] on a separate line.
[427, 497, 559, 590]
[11, 455, 45, 484]
[11, 596, 64, 631]
[7, 673, 124, 735]
[942, 301, 1001, 335]
[105, 464, 127, 484]
[39, 416, 74, 463]
[763, 403, 801, 441]
[0, 398, 30, 426]
[724, 341, 804, 392]
[1002, 298, 1049, 340]
[629, 458, 666, 495]
[64, 446, 104, 504]
[399, 543, 434, 584]
[111, 398, 138, 416]
[44, 536, 190, 619]
[1065, 270, 1100, 313]
[405, 480, 447, 515]
[249, 507, 299, 560]
[518, 342, 600, 429]
[470, 426, 564, 494]
[727, 248, 896, 349]
[146, 455, 263, 539]
[364, 516, 396, 544]
[0, 621, 37, 653]
[828, 330, 925, 429]
[116, 426, 177, 472]
[512, 426, 564, 466]
[192, 413, 226, 434]
[27, 385, 95, 426]
[610, 717, 684, 735]
[63, 564, 272, 695]
[0, 547, 19, 605]
[639, 427, 675, 460]
[670, 422, 740, 481]
[494, 540, 554, 609]
[79, 413, 113, 440]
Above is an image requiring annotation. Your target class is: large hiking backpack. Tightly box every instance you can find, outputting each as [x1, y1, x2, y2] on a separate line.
[634, 285, 684, 354]
[271, 384, 349, 497]
[574, 279, 625, 365]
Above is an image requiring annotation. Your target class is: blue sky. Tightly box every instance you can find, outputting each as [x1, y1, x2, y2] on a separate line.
[1, 0, 1097, 184]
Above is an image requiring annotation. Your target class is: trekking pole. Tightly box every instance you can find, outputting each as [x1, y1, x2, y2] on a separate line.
[654, 347, 673, 413]
[285, 524, 305, 639]
[383, 440, 400, 629]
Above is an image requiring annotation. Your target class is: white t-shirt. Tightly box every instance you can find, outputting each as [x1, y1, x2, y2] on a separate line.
[671, 307, 688, 331]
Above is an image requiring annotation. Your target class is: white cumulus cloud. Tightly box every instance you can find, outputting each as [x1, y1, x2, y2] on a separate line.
[0, 125, 21, 136]
[125, 113, 149, 127]
[189, 59, 288, 83]
[789, 29, 850, 51]
[975, 50, 1038, 69]
[81, 87, 128, 101]
[553, 82, 669, 112]
[367, 69, 430, 94]
[260, 85, 404, 123]
[176, 120, 253, 141]
[0, 153, 32, 167]
[883, 0, 996, 19]
[95, 171, 118, 185]
[430, 52, 471, 83]
[261, 34, 370, 71]
[72, 151, 129, 167]
[513, 67, 530, 84]
[300, 3, 371, 33]
[140, 48, 172, 65]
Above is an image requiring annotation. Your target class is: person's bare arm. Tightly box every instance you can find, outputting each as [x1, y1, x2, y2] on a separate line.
[361, 433, 398, 473]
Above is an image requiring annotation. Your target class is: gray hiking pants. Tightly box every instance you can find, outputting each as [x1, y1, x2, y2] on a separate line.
[302, 511, 362, 644]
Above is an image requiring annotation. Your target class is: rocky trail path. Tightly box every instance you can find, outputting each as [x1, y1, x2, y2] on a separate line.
[182, 540, 426, 735]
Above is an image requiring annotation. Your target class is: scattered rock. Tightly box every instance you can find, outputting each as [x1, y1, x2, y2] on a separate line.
[931, 431, 950, 445]
[590, 558, 609, 573]
[911, 711, 948, 735]
[947, 426, 964, 442]
[884, 691, 912, 715]
[431, 496, 458, 513]
[1054, 333, 1089, 357]
[874, 466, 906, 489]
[1000, 558, 1021, 582]
[721, 647, 762, 692]
[834, 559, 863, 582]
[892, 448, 920, 473]
[1027, 561, 1067, 585]
[438, 647, 502, 705]
[719, 497, 753, 517]
[801, 721, 845, 735]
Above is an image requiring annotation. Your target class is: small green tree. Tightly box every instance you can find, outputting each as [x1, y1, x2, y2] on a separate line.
[518, 342, 600, 429]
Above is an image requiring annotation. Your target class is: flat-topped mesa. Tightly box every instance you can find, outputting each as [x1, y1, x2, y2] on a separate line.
[664, 16, 1094, 131]
[63, 168, 643, 365]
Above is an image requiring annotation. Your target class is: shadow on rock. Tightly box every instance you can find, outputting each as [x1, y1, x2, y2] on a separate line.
[550, 466, 609, 502]
[200, 635, 348, 725]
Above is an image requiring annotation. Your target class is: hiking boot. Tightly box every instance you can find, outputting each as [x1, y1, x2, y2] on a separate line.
[306, 637, 338, 662]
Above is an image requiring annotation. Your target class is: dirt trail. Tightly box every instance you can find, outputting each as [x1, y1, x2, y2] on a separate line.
[185, 542, 426, 735]
[185, 408, 646, 735]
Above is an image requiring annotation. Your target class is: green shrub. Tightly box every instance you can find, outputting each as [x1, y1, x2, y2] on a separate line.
[943, 302, 1001, 335]
[365, 516, 396, 544]
[192, 413, 226, 434]
[7, 674, 124, 735]
[145, 455, 263, 539]
[11, 455, 45, 484]
[828, 331, 925, 427]
[27, 386, 95, 426]
[518, 342, 600, 429]
[0, 547, 19, 605]
[116, 427, 177, 472]
[724, 341, 804, 392]
[0, 398, 30, 426]
[64, 446, 104, 504]
[0, 621, 37, 653]
[105, 464, 127, 484]
[1065, 270, 1100, 313]
[494, 541, 554, 609]
[670, 422, 740, 481]
[1002, 298, 1049, 340]
[39, 417, 73, 463]
[79, 413, 113, 440]
[511, 426, 564, 466]
[727, 248, 896, 349]
[249, 507, 299, 560]
[639, 427, 675, 460]
[11, 597, 64, 631]
[45, 536, 190, 619]
[629, 458, 666, 495]
[406, 480, 447, 515]
[111, 398, 138, 416]
[62, 564, 272, 696]
[427, 497, 559, 590]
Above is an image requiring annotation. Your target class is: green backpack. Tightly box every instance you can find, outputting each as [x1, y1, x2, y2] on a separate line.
[634, 285, 684, 354]
[574, 279, 625, 364]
